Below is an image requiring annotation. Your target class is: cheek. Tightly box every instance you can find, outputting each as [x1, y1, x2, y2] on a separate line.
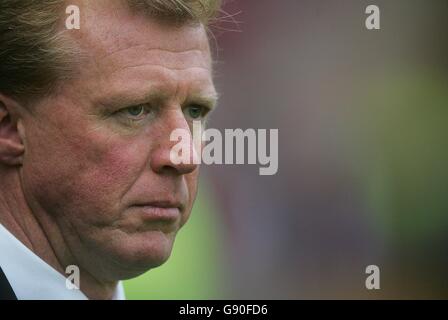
[23, 126, 149, 224]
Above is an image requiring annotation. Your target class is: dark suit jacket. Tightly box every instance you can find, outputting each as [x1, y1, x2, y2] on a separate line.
[0, 267, 17, 300]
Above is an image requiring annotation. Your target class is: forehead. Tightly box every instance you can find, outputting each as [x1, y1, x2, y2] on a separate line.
[65, 0, 214, 104]
[76, 0, 212, 59]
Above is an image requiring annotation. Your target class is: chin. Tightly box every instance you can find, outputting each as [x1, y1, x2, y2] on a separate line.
[107, 230, 177, 279]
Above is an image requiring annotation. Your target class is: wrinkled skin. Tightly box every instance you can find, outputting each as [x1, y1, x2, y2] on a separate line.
[0, 0, 217, 298]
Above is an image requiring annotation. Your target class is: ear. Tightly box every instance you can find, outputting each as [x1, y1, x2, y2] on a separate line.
[0, 94, 25, 166]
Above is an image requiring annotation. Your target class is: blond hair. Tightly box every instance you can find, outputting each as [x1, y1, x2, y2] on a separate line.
[0, 0, 220, 103]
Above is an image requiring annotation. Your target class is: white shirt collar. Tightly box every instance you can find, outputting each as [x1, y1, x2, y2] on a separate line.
[0, 223, 125, 300]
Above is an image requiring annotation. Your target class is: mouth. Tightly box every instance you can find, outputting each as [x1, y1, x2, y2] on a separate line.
[130, 201, 183, 233]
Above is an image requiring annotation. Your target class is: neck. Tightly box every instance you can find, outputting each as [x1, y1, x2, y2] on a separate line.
[0, 168, 119, 300]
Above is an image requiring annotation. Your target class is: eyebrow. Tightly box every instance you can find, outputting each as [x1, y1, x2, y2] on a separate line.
[97, 88, 218, 110]
[185, 91, 219, 109]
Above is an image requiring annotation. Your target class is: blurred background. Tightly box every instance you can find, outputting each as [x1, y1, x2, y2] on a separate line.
[125, 0, 448, 299]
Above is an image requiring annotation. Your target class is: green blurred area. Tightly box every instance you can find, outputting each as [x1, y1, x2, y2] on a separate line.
[123, 179, 226, 299]
[351, 68, 448, 246]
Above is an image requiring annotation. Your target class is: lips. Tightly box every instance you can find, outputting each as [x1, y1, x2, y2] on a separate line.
[137, 200, 183, 210]
[130, 200, 182, 232]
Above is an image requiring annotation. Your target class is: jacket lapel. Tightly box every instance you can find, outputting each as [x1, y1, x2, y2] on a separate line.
[0, 266, 17, 300]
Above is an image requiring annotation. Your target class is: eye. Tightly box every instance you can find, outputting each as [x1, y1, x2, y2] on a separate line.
[184, 105, 209, 120]
[113, 104, 153, 126]
[125, 105, 145, 118]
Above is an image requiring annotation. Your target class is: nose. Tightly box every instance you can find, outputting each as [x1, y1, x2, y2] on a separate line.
[150, 109, 199, 175]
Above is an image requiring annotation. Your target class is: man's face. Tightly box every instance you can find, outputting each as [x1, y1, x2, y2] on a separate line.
[18, 2, 217, 280]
